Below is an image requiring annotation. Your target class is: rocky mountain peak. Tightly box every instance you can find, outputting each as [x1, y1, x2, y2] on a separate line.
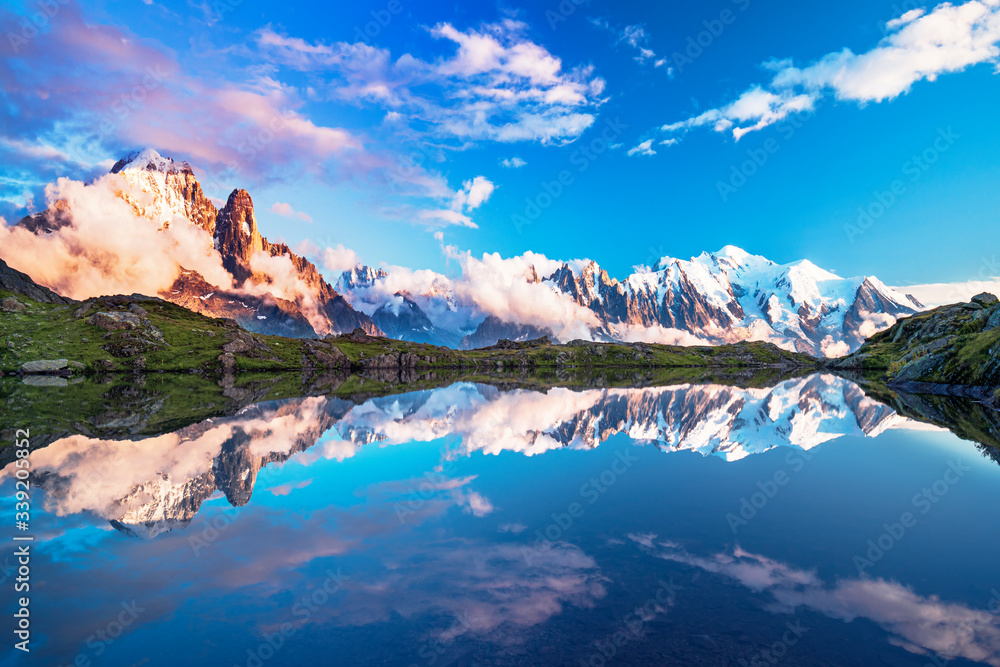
[214, 188, 264, 284]
[108, 149, 215, 233]
[338, 264, 389, 292]
[110, 148, 193, 175]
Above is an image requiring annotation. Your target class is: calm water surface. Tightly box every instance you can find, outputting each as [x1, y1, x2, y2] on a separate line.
[3, 374, 1000, 666]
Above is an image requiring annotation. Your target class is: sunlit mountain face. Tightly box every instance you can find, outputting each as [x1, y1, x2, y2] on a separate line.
[7, 149, 921, 356]
[8, 373, 1000, 666]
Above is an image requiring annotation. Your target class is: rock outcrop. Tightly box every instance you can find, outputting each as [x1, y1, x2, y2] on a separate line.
[831, 292, 1000, 392]
[0, 258, 74, 305]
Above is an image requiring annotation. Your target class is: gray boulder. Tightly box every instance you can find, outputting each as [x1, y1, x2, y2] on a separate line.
[21, 359, 69, 374]
[972, 292, 999, 307]
[0, 297, 25, 313]
[86, 311, 142, 330]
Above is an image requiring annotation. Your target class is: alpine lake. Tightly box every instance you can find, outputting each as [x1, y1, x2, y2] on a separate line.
[4, 367, 1000, 667]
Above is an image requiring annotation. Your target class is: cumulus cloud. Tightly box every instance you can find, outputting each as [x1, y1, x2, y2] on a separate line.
[445, 248, 601, 340]
[856, 311, 898, 339]
[246, 251, 332, 333]
[269, 201, 313, 222]
[819, 335, 852, 357]
[0, 175, 233, 299]
[319, 244, 361, 275]
[409, 175, 496, 230]
[459, 257, 594, 336]
[626, 139, 657, 157]
[462, 491, 496, 517]
[500, 157, 527, 168]
[661, 0, 1000, 142]
[452, 176, 496, 211]
[612, 323, 714, 346]
[257, 20, 606, 145]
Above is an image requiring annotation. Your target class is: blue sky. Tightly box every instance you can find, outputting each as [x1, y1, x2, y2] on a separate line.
[1, 0, 999, 290]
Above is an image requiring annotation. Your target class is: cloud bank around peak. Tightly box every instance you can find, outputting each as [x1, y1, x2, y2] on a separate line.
[0, 175, 234, 300]
[660, 0, 1000, 143]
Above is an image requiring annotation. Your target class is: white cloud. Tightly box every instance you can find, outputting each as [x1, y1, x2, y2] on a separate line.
[258, 20, 606, 145]
[501, 157, 527, 168]
[613, 323, 714, 346]
[820, 335, 851, 358]
[419, 208, 478, 229]
[412, 175, 495, 230]
[661, 0, 1000, 142]
[661, 87, 817, 141]
[246, 251, 332, 333]
[452, 176, 496, 211]
[894, 279, 1000, 307]
[590, 18, 672, 74]
[461, 491, 495, 517]
[0, 175, 234, 300]
[626, 139, 656, 157]
[342, 249, 601, 339]
[320, 244, 361, 275]
[498, 523, 527, 533]
[444, 248, 601, 340]
[886, 7, 928, 29]
[269, 201, 313, 222]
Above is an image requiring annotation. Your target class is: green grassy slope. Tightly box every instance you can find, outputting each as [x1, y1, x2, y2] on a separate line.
[0, 290, 819, 376]
[830, 293, 1000, 390]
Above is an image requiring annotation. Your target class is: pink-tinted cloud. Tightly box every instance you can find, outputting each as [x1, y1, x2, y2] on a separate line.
[0, 4, 362, 188]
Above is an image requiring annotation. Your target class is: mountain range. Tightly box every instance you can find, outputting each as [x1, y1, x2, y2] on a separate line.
[9, 148, 923, 355]
[17, 149, 380, 338]
[340, 246, 924, 355]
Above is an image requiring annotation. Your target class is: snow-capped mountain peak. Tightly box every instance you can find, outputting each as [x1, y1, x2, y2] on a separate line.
[337, 264, 390, 293]
[336, 245, 924, 356]
[110, 148, 193, 175]
[714, 244, 756, 266]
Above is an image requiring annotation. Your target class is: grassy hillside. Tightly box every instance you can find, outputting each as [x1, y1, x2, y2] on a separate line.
[830, 293, 1000, 391]
[0, 290, 819, 376]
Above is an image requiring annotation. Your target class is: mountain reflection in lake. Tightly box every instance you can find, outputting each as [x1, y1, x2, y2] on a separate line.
[4, 373, 1000, 666]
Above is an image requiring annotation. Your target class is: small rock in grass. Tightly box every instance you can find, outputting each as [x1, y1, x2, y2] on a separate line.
[0, 297, 25, 313]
